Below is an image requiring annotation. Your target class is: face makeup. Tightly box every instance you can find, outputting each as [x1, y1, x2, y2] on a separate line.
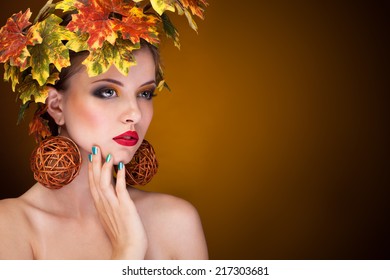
[113, 130, 139, 147]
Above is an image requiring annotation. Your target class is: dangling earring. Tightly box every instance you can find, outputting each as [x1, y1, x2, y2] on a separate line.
[30, 136, 82, 189]
[124, 139, 158, 186]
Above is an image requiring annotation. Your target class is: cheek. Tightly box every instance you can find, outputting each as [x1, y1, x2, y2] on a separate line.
[139, 103, 154, 131]
[65, 96, 108, 134]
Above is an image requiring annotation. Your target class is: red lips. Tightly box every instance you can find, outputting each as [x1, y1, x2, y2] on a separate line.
[113, 130, 139, 146]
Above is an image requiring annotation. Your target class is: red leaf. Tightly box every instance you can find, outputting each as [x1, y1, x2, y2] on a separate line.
[67, 0, 159, 49]
[67, 1, 118, 49]
[179, 0, 208, 19]
[119, 7, 160, 45]
[0, 9, 40, 66]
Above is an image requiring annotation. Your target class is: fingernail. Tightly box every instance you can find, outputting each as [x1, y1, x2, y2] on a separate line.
[106, 154, 112, 163]
[88, 154, 93, 163]
[118, 162, 124, 170]
[92, 146, 98, 155]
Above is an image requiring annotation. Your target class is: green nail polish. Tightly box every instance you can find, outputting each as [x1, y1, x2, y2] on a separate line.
[106, 154, 112, 163]
[88, 154, 93, 162]
[118, 162, 124, 170]
[92, 146, 98, 155]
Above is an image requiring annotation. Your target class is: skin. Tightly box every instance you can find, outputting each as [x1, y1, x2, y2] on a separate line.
[0, 48, 208, 259]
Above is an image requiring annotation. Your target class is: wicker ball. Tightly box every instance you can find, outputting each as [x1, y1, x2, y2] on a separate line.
[125, 139, 158, 186]
[30, 136, 82, 189]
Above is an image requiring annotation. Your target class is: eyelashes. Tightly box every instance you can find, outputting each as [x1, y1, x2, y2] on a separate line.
[92, 87, 118, 99]
[137, 90, 156, 100]
[92, 87, 156, 100]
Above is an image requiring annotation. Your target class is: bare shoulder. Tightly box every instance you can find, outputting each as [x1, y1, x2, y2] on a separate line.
[129, 188, 208, 259]
[0, 198, 29, 223]
[0, 198, 34, 259]
[130, 188, 197, 216]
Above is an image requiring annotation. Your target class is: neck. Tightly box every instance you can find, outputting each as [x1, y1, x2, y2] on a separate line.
[30, 154, 100, 219]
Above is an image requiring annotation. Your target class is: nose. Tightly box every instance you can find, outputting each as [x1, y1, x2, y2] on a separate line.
[121, 100, 141, 125]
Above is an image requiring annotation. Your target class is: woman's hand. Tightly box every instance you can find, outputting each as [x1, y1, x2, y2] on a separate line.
[88, 146, 147, 259]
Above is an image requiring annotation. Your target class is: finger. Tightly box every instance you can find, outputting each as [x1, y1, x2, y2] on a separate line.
[99, 153, 119, 206]
[116, 162, 132, 205]
[97, 153, 123, 236]
[88, 153, 99, 202]
[88, 152, 110, 220]
[91, 145, 102, 189]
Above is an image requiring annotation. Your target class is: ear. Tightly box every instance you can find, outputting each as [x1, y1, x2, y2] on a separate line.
[46, 87, 65, 126]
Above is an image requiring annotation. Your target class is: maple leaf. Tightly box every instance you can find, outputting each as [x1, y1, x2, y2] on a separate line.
[29, 115, 52, 142]
[17, 76, 44, 104]
[147, 0, 208, 32]
[29, 104, 51, 142]
[67, 0, 159, 50]
[3, 63, 20, 92]
[96, 0, 134, 15]
[82, 39, 140, 77]
[150, 0, 176, 15]
[18, 71, 59, 105]
[0, 9, 42, 68]
[55, 0, 78, 13]
[119, 6, 160, 45]
[179, 0, 208, 19]
[174, 0, 208, 32]
[65, 32, 89, 53]
[161, 13, 180, 48]
[82, 41, 116, 76]
[29, 14, 73, 86]
[112, 38, 140, 76]
[67, 0, 121, 49]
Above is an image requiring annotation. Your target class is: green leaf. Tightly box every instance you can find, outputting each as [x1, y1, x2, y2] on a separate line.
[4, 63, 20, 92]
[65, 32, 89, 52]
[29, 14, 73, 86]
[55, 0, 78, 13]
[150, 0, 176, 15]
[83, 39, 140, 77]
[82, 41, 115, 76]
[161, 13, 180, 49]
[17, 100, 31, 125]
[17, 72, 57, 104]
[113, 39, 139, 76]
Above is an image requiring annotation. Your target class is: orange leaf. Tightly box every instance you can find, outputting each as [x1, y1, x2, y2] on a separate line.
[67, 0, 117, 49]
[67, 0, 159, 49]
[29, 104, 51, 142]
[119, 7, 160, 45]
[0, 9, 42, 67]
[180, 0, 208, 19]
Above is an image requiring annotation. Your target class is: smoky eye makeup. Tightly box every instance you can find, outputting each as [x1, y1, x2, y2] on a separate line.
[92, 86, 119, 99]
[137, 87, 157, 100]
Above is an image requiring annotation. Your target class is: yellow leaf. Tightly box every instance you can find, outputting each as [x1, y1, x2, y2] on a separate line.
[55, 0, 77, 12]
[150, 0, 176, 15]
[3, 63, 20, 92]
[29, 14, 72, 86]
[113, 39, 139, 76]
[18, 75, 47, 104]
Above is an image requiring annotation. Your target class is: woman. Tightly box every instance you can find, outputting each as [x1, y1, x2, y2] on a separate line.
[0, 0, 208, 259]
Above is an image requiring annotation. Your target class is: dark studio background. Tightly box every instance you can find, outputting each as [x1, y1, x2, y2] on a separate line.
[0, 0, 389, 259]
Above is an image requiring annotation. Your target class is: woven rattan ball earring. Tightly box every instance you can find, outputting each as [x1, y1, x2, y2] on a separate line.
[30, 136, 82, 189]
[124, 139, 158, 186]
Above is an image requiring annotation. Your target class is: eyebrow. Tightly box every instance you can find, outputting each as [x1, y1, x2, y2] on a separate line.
[92, 78, 156, 87]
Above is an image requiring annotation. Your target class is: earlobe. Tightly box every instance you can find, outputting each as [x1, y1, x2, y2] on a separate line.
[46, 87, 65, 126]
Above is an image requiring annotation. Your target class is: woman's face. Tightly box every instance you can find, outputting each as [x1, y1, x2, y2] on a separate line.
[59, 48, 156, 164]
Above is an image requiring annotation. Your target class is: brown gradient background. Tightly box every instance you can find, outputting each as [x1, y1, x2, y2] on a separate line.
[0, 1, 388, 259]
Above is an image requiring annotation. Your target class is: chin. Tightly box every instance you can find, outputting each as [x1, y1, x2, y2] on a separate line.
[113, 152, 135, 165]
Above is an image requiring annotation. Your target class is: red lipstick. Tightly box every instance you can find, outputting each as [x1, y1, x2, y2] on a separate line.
[113, 130, 139, 146]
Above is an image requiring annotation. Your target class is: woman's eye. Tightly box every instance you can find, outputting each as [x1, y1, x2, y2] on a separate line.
[93, 88, 118, 99]
[138, 90, 156, 100]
